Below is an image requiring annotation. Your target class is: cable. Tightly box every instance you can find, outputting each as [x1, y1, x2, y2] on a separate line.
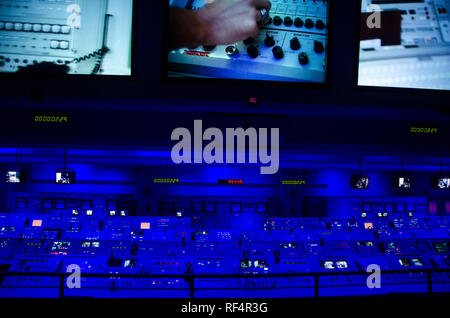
[71, 46, 109, 74]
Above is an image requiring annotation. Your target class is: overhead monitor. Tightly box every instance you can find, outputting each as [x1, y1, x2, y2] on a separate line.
[393, 175, 413, 190]
[56, 168, 76, 185]
[167, 0, 330, 83]
[5, 169, 26, 183]
[357, 0, 450, 90]
[0, 0, 134, 76]
[350, 173, 370, 189]
[431, 175, 450, 189]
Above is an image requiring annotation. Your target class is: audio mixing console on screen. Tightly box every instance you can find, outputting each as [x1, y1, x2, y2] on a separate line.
[358, 0, 450, 91]
[0, 0, 133, 76]
[168, 0, 330, 83]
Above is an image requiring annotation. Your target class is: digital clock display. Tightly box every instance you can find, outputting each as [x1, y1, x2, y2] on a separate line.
[218, 179, 243, 185]
[34, 115, 69, 123]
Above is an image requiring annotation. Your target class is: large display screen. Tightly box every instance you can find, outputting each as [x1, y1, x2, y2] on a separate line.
[167, 0, 330, 83]
[0, 0, 133, 76]
[357, 0, 450, 90]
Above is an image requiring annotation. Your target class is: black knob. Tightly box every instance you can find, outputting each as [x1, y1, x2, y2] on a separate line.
[202, 45, 216, 51]
[264, 34, 275, 47]
[273, 16, 282, 26]
[298, 52, 309, 65]
[305, 19, 314, 29]
[315, 19, 326, 30]
[290, 37, 301, 50]
[272, 46, 284, 59]
[284, 16, 293, 27]
[243, 37, 254, 45]
[247, 45, 259, 59]
[314, 40, 325, 54]
[294, 17, 304, 27]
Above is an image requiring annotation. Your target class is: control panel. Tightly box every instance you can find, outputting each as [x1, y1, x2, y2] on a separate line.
[168, 0, 329, 82]
[0, 212, 448, 297]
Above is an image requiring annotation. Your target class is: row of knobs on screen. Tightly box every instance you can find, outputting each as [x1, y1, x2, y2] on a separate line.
[269, 16, 326, 30]
[246, 34, 324, 64]
[202, 35, 324, 65]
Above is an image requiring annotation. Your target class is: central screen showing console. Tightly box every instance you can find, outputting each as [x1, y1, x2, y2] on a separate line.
[167, 0, 330, 83]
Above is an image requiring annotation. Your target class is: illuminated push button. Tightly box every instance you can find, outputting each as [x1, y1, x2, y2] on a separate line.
[284, 16, 293, 26]
[42, 24, 51, 32]
[59, 41, 69, 50]
[5, 22, 14, 30]
[294, 17, 304, 27]
[50, 40, 60, 49]
[247, 45, 259, 59]
[273, 16, 282, 26]
[264, 34, 275, 47]
[315, 19, 326, 30]
[298, 52, 309, 65]
[290, 37, 301, 50]
[272, 46, 284, 59]
[61, 26, 71, 34]
[305, 19, 314, 29]
[23, 23, 32, 31]
[33, 24, 42, 32]
[14, 23, 23, 31]
[314, 40, 325, 54]
[51, 25, 61, 33]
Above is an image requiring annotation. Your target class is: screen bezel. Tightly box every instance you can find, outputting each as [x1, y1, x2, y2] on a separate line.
[162, 0, 335, 89]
